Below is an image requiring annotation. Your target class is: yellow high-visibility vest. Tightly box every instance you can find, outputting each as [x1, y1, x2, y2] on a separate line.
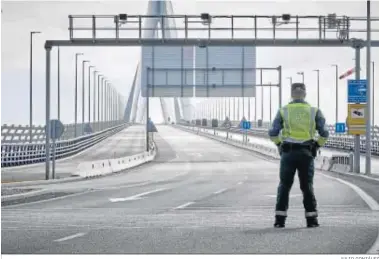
[280, 102, 317, 143]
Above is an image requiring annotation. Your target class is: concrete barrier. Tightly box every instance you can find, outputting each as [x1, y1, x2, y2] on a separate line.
[72, 142, 156, 178]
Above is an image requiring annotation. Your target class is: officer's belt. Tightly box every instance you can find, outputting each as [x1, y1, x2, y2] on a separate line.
[281, 142, 313, 151]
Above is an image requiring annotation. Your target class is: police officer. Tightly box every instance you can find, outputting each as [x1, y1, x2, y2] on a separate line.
[268, 83, 329, 228]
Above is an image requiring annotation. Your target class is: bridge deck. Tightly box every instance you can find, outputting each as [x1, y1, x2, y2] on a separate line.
[1, 126, 146, 183]
[215, 130, 379, 176]
[2, 125, 378, 254]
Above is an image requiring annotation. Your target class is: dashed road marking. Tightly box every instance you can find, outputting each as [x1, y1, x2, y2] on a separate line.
[109, 188, 167, 202]
[237, 182, 244, 185]
[54, 232, 86, 242]
[175, 202, 195, 209]
[213, 188, 228, 195]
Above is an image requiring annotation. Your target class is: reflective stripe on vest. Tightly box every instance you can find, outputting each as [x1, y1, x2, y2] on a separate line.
[280, 103, 317, 143]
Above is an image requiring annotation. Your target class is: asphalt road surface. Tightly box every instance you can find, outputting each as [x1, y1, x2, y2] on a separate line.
[2, 126, 379, 254]
[1, 126, 145, 182]
[227, 130, 379, 176]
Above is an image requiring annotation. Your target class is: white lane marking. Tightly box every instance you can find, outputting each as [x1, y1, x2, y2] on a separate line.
[320, 173, 379, 211]
[367, 228, 379, 254]
[109, 188, 167, 203]
[168, 154, 179, 162]
[175, 202, 195, 209]
[329, 170, 379, 182]
[213, 188, 228, 195]
[54, 232, 86, 242]
[2, 190, 97, 209]
[237, 181, 244, 185]
[265, 194, 302, 198]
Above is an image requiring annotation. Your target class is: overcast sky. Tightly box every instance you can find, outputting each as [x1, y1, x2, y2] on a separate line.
[1, 0, 379, 125]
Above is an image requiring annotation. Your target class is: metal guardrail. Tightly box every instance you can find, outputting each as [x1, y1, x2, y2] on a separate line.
[176, 124, 364, 176]
[186, 120, 379, 156]
[1, 123, 129, 168]
[1, 120, 123, 144]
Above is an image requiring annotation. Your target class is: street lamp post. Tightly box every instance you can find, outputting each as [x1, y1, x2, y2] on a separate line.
[114, 88, 117, 122]
[101, 78, 105, 125]
[373, 61, 375, 125]
[269, 82, 272, 123]
[81, 60, 89, 135]
[286, 76, 293, 85]
[286, 76, 293, 102]
[331, 64, 339, 123]
[93, 70, 98, 127]
[114, 87, 117, 123]
[366, 0, 372, 175]
[88, 66, 95, 125]
[97, 74, 102, 125]
[313, 69, 320, 109]
[110, 85, 113, 123]
[74, 53, 83, 138]
[57, 46, 60, 121]
[233, 97, 236, 121]
[228, 98, 231, 119]
[261, 85, 264, 121]
[104, 80, 109, 127]
[297, 72, 304, 83]
[29, 31, 41, 143]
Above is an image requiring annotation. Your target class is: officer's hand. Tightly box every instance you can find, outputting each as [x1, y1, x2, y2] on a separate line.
[311, 142, 320, 157]
[276, 143, 282, 156]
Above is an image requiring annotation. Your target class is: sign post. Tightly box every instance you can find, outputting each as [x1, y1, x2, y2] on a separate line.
[242, 121, 251, 143]
[45, 119, 65, 179]
[347, 79, 367, 173]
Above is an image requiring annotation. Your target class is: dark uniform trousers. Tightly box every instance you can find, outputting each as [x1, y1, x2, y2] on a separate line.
[275, 145, 318, 218]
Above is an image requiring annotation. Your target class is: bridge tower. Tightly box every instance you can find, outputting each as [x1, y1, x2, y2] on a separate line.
[125, 0, 193, 124]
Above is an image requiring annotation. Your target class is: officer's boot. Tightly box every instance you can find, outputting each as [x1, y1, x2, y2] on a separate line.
[274, 215, 286, 228]
[306, 217, 319, 228]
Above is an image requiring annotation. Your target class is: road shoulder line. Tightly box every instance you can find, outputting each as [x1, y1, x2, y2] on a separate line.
[320, 173, 379, 211]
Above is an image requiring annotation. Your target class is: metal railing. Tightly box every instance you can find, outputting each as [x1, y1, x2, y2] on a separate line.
[1, 122, 129, 168]
[1, 120, 123, 144]
[176, 124, 364, 176]
[186, 120, 379, 156]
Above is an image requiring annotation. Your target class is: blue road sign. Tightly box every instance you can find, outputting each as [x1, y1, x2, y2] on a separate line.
[348, 79, 367, 103]
[45, 119, 65, 140]
[335, 122, 346, 133]
[242, 121, 251, 130]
